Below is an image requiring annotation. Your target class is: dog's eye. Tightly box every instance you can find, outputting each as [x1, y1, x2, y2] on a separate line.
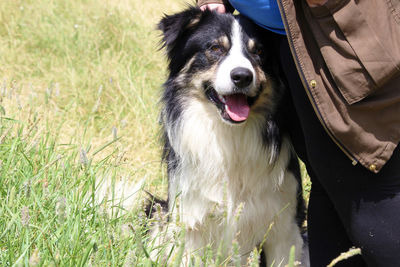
[210, 44, 223, 53]
[252, 47, 262, 56]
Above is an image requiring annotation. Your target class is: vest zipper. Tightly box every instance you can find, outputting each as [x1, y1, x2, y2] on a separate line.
[276, 0, 358, 166]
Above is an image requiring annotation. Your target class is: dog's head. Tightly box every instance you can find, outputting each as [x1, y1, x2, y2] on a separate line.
[158, 7, 281, 125]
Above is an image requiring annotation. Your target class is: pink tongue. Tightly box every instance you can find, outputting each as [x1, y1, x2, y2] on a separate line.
[225, 94, 250, 122]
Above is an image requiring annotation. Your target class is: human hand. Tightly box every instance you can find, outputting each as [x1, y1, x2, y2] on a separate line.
[199, 3, 226, 13]
[306, 0, 328, 7]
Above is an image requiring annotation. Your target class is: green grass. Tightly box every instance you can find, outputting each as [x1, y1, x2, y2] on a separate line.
[0, 0, 188, 193]
[0, 0, 312, 266]
[0, 0, 183, 265]
[0, 116, 147, 266]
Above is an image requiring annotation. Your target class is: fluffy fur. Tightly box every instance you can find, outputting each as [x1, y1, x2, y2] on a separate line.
[150, 7, 308, 266]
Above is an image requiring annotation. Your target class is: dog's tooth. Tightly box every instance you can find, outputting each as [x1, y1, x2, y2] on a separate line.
[218, 95, 226, 104]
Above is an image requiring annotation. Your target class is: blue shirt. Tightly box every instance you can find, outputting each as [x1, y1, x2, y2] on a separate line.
[229, 0, 286, 35]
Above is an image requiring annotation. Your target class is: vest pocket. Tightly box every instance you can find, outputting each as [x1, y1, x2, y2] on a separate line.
[306, 0, 400, 104]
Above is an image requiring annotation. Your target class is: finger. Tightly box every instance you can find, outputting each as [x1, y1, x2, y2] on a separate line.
[199, 4, 226, 13]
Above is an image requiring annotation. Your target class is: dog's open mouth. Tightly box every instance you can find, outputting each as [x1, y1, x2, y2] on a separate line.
[205, 87, 257, 124]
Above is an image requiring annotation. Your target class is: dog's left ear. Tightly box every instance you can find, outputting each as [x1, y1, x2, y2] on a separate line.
[158, 6, 204, 54]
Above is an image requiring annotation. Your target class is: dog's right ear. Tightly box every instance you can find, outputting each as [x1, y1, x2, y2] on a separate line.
[157, 7, 204, 54]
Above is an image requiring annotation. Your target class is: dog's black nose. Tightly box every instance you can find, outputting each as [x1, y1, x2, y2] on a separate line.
[230, 67, 253, 88]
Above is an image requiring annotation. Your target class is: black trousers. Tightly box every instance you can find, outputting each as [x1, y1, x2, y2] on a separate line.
[278, 35, 400, 267]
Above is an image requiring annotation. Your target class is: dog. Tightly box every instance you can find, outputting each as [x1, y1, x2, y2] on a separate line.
[148, 7, 307, 266]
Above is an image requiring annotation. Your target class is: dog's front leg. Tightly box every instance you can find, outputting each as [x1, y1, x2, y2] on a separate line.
[262, 223, 305, 267]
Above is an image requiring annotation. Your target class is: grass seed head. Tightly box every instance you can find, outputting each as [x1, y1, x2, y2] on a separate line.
[21, 206, 30, 227]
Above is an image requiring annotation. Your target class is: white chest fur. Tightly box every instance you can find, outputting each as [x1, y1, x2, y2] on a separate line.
[165, 99, 301, 262]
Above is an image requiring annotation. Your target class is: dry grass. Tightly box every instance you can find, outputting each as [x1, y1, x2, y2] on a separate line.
[0, 0, 191, 194]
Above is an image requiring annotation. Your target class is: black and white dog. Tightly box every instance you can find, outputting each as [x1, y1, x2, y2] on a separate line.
[151, 7, 307, 266]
